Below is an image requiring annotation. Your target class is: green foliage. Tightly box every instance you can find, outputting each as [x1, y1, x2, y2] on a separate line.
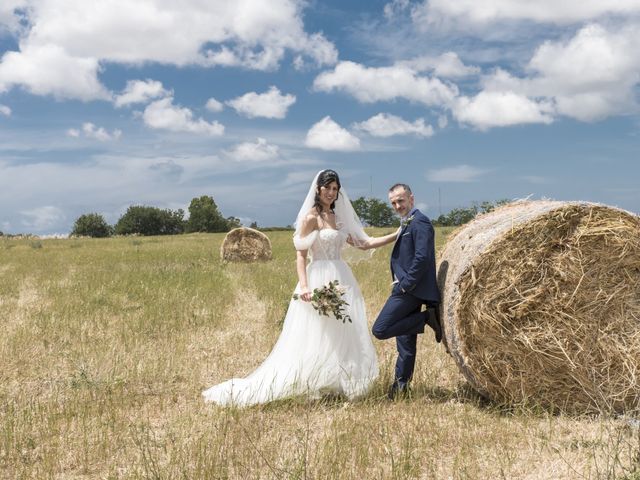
[434, 199, 510, 227]
[292, 280, 352, 323]
[259, 226, 294, 232]
[435, 207, 476, 227]
[114, 205, 185, 236]
[351, 196, 400, 227]
[186, 195, 234, 233]
[71, 213, 113, 238]
[226, 216, 241, 230]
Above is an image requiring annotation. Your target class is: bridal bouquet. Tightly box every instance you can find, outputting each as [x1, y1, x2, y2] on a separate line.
[293, 280, 352, 323]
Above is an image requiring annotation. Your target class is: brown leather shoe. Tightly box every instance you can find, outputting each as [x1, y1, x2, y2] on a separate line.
[425, 307, 442, 343]
[387, 381, 411, 400]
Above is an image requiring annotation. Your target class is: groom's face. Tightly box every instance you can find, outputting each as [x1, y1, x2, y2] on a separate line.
[388, 187, 414, 218]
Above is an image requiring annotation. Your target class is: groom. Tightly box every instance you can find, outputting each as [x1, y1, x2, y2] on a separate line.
[372, 183, 441, 398]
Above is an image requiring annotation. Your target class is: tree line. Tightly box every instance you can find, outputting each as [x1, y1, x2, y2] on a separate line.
[71, 196, 240, 237]
[71, 194, 510, 237]
[351, 196, 510, 228]
[433, 199, 511, 227]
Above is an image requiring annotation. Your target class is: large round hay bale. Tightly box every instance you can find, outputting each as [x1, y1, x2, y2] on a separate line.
[438, 200, 640, 413]
[220, 227, 272, 262]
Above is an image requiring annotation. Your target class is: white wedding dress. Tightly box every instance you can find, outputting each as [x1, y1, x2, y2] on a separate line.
[202, 228, 379, 406]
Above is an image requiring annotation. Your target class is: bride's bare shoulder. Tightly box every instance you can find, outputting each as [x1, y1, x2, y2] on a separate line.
[304, 210, 320, 224]
[300, 210, 319, 234]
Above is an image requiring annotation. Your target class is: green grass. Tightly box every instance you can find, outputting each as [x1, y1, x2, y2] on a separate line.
[0, 230, 638, 479]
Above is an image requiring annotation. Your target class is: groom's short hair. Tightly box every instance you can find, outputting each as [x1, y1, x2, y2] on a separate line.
[389, 183, 412, 194]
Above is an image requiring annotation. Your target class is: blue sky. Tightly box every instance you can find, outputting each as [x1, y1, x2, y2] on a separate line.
[1, 0, 639, 235]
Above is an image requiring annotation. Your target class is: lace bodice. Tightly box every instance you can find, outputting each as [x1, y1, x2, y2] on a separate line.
[310, 229, 346, 260]
[291, 228, 346, 261]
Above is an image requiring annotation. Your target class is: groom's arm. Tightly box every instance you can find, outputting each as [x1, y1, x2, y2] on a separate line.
[348, 228, 400, 249]
[398, 215, 434, 293]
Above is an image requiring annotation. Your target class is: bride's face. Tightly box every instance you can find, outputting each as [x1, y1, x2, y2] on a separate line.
[318, 181, 339, 208]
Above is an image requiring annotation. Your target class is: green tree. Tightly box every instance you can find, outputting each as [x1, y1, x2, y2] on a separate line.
[71, 213, 113, 237]
[434, 214, 450, 227]
[351, 197, 369, 224]
[114, 206, 184, 236]
[185, 195, 230, 233]
[351, 196, 399, 227]
[446, 206, 478, 226]
[476, 199, 510, 214]
[433, 199, 512, 227]
[226, 216, 242, 230]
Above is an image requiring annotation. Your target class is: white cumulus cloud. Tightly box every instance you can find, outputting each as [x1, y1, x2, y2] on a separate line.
[305, 116, 361, 151]
[224, 138, 280, 161]
[82, 122, 122, 141]
[0, 1, 28, 35]
[400, 52, 480, 78]
[426, 164, 488, 182]
[114, 79, 169, 107]
[480, 23, 640, 122]
[0, 44, 110, 101]
[313, 61, 458, 108]
[67, 122, 122, 141]
[227, 86, 296, 119]
[353, 113, 434, 138]
[527, 23, 640, 121]
[453, 91, 554, 130]
[143, 97, 225, 136]
[0, 0, 337, 100]
[414, 0, 640, 26]
[0, 104, 11, 116]
[205, 97, 224, 112]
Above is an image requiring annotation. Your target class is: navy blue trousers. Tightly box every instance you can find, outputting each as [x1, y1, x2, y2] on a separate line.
[372, 288, 425, 386]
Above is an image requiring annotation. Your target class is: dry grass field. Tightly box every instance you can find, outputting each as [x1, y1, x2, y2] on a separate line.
[1, 229, 639, 479]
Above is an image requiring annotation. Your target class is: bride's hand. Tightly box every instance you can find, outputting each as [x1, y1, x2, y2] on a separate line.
[299, 288, 312, 302]
[347, 235, 368, 250]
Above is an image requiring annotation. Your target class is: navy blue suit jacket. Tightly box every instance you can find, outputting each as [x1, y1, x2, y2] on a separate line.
[390, 208, 440, 303]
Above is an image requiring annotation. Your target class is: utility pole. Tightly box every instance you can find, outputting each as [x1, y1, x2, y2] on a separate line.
[438, 187, 442, 216]
[370, 176, 373, 195]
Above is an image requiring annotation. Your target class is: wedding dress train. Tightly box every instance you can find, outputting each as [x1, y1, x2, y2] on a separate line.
[202, 228, 379, 406]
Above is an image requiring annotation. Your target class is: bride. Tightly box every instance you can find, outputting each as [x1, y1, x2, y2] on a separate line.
[202, 169, 397, 406]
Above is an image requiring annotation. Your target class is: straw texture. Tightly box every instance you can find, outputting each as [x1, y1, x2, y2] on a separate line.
[220, 227, 272, 262]
[438, 201, 640, 413]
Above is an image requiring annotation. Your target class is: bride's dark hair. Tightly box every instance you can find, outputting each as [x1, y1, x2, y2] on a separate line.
[314, 169, 341, 213]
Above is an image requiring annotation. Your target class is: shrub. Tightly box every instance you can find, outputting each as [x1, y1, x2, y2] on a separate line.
[186, 196, 237, 233]
[71, 213, 113, 238]
[115, 206, 185, 236]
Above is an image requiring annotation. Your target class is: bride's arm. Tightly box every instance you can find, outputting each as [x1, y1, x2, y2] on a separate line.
[296, 250, 311, 301]
[296, 215, 317, 302]
[348, 227, 400, 250]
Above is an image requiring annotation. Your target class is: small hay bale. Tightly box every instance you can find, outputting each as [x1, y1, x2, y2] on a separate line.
[220, 227, 272, 262]
[438, 200, 640, 413]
